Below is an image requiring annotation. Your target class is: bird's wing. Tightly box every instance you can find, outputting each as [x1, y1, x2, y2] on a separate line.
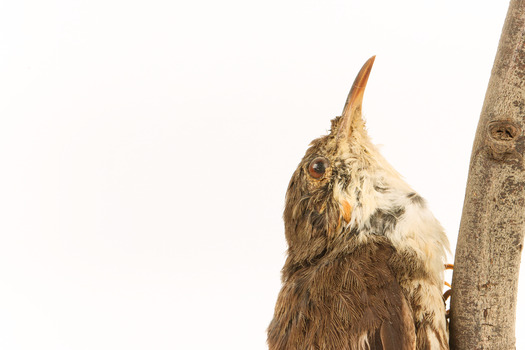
[268, 240, 417, 350]
[363, 273, 416, 350]
[414, 322, 449, 350]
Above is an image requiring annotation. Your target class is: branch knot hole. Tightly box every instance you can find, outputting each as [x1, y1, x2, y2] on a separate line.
[487, 120, 521, 161]
[488, 120, 519, 141]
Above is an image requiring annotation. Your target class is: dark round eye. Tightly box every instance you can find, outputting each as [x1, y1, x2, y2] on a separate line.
[308, 157, 330, 179]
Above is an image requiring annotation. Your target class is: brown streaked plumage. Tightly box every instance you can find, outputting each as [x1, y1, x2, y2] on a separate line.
[268, 57, 450, 350]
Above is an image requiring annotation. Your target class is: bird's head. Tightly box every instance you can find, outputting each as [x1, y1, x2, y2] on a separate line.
[284, 57, 414, 263]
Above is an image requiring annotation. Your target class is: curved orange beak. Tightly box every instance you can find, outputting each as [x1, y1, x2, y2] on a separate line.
[337, 56, 375, 139]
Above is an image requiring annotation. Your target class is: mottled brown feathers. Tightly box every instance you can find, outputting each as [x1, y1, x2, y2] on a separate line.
[268, 237, 416, 350]
[269, 130, 449, 349]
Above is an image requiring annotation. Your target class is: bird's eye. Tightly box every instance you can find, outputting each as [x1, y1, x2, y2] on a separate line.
[308, 157, 330, 179]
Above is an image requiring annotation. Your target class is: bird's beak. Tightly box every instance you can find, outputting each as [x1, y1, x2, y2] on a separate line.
[337, 56, 375, 140]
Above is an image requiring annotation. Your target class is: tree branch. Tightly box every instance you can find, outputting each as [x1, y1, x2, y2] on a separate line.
[450, 0, 525, 349]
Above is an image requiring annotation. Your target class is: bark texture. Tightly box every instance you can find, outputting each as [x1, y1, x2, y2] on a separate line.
[450, 1, 525, 349]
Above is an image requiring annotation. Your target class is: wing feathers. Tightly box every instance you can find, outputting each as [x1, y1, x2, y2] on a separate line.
[268, 238, 417, 350]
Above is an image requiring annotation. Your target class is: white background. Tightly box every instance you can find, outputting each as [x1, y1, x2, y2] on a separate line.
[0, 0, 523, 349]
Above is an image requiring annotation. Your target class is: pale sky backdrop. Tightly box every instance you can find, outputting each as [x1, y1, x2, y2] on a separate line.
[0, 0, 523, 349]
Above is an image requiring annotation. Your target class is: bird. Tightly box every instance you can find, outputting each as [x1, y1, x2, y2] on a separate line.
[267, 56, 450, 350]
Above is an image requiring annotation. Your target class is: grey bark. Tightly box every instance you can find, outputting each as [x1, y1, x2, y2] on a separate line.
[449, 0, 525, 349]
